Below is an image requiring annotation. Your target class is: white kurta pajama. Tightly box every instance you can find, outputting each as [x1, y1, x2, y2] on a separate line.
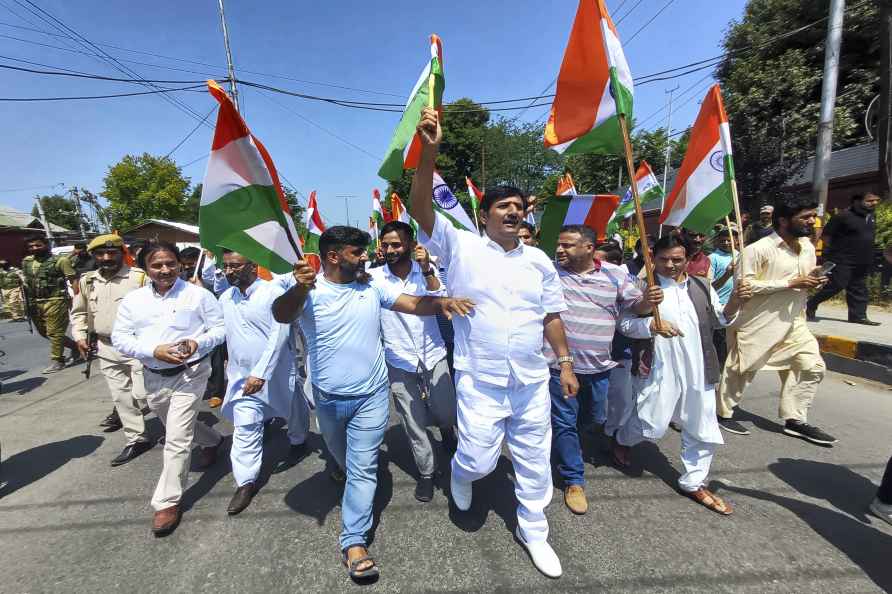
[219, 279, 309, 487]
[421, 212, 567, 544]
[616, 274, 731, 493]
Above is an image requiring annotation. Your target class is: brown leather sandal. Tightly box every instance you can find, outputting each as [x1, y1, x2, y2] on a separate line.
[686, 487, 733, 515]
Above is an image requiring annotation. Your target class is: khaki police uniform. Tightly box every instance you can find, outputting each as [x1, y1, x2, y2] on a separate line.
[0, 266, 26, 320]
[22, 253, 75, 362]
[71, 244, 150, 447]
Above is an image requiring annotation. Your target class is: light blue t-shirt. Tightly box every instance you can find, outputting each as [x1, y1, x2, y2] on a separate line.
[709, 250, 734, 305]
[298, 275, 400, 396]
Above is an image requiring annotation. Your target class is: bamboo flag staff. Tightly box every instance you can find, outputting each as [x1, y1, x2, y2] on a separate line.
[542, 0, 662, 326]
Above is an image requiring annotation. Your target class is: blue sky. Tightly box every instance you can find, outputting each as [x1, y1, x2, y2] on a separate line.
[0, 0, 748, 227]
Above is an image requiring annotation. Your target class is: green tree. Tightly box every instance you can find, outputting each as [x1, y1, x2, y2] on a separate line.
[102, 153, 191, 230]
[31, 193, 91, 232]
[716, 0, 879, 208]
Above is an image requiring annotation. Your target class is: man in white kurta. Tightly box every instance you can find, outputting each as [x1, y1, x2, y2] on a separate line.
[615, 234, 748, 514]
[218, 252, 308, 515]
[407, 107, 578, 579]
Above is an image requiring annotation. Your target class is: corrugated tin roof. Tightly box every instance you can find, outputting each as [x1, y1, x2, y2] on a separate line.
[126, 219, 200, 235]
[786, 142, 879, 186]
[0, 205, 69, 232]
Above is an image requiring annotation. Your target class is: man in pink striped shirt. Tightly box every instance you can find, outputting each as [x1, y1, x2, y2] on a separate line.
[545, 225, 661, 515]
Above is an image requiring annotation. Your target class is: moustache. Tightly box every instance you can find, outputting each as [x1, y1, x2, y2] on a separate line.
[502, 216, 520, 225]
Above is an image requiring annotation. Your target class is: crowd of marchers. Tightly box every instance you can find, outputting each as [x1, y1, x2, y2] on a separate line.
[1, 108, 890, 583]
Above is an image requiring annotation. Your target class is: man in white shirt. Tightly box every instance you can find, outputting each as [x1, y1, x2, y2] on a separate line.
[112, 242, 225, 536]
[370, 221, 457, 503]
[218, 250, 308, 516]
[273, 226, 473, 581]
[614, 234, 750, 515]
[408, 108, 579, 579]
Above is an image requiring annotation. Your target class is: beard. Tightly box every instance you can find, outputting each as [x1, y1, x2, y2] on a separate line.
[790, 224, 813, 238]
[340, 260, 369, 284]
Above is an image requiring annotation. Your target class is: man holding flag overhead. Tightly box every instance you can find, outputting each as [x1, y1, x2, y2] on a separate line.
[409, 107, 578, 578]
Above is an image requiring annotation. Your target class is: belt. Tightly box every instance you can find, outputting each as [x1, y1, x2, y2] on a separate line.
[145, 354, 209, 377]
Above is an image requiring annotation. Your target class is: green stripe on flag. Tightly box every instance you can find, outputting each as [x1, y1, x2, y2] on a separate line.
[562, 115, 624, 156]
[434, 204, 472, 231]
[676, 183, 734, 235]
[608, 67, 633, 119]
[538, 197, 572, 258]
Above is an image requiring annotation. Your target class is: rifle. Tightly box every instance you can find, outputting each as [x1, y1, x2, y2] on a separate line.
[19, 284, 33, 334]
[83, 331, 98, 379]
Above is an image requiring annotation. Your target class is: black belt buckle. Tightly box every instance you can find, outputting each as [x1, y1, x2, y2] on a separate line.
[147, 354, 207, 377]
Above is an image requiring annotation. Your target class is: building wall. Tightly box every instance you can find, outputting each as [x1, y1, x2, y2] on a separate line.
[0, 229, 47, 265]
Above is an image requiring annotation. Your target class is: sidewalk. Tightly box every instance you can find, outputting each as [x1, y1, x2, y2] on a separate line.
[807, 303, 892, 384]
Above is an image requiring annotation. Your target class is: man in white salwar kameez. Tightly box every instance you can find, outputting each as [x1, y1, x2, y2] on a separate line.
[218, 251, 309, 515]
[613, 234, 750, 515]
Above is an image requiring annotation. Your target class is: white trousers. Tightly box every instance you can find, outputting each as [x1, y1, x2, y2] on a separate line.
[616, 390, 717, 493]
[452, 371, 552, 543]
[604, 358, 634, 438]
[144, 360, 222, 510]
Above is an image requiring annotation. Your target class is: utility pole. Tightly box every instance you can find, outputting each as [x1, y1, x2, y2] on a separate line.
[70, 187, 87, 240]
[336, 194, 357, 227]
[661, 85, 679, 192]
[880, 0, 892, 201]
[217, 0, 240, 112]
[33, 196, 54, 247]
[812, 0, 846, 217]
[617, 165, 623, 189]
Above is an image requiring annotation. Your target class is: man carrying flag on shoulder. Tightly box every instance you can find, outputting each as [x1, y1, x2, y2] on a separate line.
[409, 107, 578, 578]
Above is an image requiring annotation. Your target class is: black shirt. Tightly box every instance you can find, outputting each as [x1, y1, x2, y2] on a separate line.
[824, 205, 876, 265]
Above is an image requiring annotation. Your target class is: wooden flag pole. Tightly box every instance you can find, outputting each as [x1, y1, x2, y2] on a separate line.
[428, 71, 435, 109]
[618, 113, 662, 327]
[728, 177, 746, 274]
[724, 216, 738, 260]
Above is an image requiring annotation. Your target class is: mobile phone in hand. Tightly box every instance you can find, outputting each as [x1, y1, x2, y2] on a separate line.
[811, 261, 836, 276]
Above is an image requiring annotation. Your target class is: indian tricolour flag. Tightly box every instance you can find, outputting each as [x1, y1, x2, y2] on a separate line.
[557, 173, 577, 196]
[304, 190, 325, 272]
[378, 35, 445, 181]
[433, 171, 477, 232]
[659, 85, 735, 233]
[390, 193, 411, 224]
[615, 161, 663, 221]
[544, 0, 632, 156]
[465, 176, 483, 216]
[539, 193, 621, 257]
[199, 80, 301, 273]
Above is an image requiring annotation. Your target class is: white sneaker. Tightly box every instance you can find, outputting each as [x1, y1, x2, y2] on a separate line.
[515, 527, 562, 578]
[869, 497, 892, 526]
[450, 474, 472, 511]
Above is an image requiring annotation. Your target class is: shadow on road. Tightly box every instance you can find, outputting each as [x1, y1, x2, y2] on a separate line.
[733, 407, 786, 436]
[0, 369, 25, 382]
[723, 458, 892, 592]
[0, 435, 103, 498]
[2, 376, 47, 396]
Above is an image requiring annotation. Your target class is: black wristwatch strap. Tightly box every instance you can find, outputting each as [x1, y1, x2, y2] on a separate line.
[422, 268, 436, 276]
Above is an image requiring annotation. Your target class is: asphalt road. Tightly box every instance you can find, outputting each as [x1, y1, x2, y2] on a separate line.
[1, 319, 891, 593]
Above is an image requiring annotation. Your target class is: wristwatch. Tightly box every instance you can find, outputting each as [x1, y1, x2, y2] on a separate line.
[557, 355, 574, 366]
[422, 268, 436, 277]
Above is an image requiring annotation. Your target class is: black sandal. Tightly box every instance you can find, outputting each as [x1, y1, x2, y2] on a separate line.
[341, 547, 379, 580]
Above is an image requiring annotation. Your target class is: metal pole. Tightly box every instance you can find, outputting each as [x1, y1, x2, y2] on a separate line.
[70, 187, 87, 240]
[217, 0, 240, 112]
[659, 85, 678, 238]
[617, 164, 622, 188]
[812, 0, 846, 217]
[33, 196, 54, 248]
[880, 0, 892, 201]
[336, 195, 357, 227]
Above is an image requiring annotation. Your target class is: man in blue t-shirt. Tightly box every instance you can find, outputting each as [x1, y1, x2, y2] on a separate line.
[273, 226, 472, 582]
[708, 226, 738, 366]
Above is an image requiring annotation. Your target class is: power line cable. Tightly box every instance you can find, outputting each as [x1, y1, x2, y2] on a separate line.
[0, 83, 205, 101]
[625, 0, 676, 44]
[615, 0, 644, 25]
[165, 107, 216, 158]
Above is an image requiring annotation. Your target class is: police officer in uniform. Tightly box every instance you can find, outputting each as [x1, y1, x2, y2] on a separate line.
[21, 236, 76, 373]
[0, 259, 26, 321]
[71, 234, 154, 466]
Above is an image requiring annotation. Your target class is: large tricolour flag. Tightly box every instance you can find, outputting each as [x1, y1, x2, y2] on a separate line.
[544, 0, 632, 156]
[378, 35, 445, 181]
[433, 171, 477, 231]
[659, 85, 735, 233]
[304, 191, 325, 272]
[199, 80, 301, 273]
[539, 193, 621, 257]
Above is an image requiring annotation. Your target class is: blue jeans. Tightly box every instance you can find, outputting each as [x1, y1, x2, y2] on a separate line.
[313, 383, 390, 551]
[549, 369, 609, 486]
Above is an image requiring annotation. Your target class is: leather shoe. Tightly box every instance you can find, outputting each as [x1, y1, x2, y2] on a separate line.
[110, 440, 153, 467]
[515, 527, 562, 578]
[152, 505, 180, 536]
[227, 482, 255, 515]
[99, 407, 120, 427]
[415, 475, 435, 503]
[564, 485, 588, 515]
[196, 437, 223, 469]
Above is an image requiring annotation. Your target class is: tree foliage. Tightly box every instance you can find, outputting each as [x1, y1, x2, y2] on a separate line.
[716, 0, 880, 208]
[102, 153, 192, 230]
[31, 193, 93, 232]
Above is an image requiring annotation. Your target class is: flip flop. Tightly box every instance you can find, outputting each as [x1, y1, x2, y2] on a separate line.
[686, 487, 733, 515]
[341, 547, 379, 580]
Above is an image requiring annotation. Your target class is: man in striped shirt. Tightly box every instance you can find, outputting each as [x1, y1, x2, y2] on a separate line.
[545, 225, 661, 515]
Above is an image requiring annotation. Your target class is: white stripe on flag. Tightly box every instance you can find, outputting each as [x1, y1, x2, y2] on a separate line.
[564, 195, 594, 224]
[201, 136, 274, 206]
[662, 139, 724, 227]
